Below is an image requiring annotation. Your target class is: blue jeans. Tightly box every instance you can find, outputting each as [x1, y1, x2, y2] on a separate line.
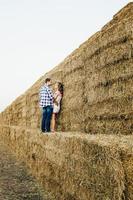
[41, 106, 53, 132]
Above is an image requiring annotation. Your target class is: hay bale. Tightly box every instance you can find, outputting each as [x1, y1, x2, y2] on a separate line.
[0, 4, 133, 199]
[1, 126, 133, 199]
[85, 96, 133, 119]
[102, 3, 133, 31]
[121, 151, 133, 199]
[0, 4, 133, 133]
[2, 126, 133, 200]
[85, 117, 133, 135]
[115, 135, 133, 200]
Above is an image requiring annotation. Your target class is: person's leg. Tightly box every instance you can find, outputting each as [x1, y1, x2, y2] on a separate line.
[51, 113, 56, 132]
[45, 106, 53, 132]
[41, 107, 47, 132]
[51, 113, 54, 131]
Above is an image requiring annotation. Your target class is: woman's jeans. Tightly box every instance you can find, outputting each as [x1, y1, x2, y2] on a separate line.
[41, 106, 53, 132]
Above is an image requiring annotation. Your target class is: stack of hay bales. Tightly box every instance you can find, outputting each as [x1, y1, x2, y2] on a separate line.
[0, 3, 132, 134]
[0, 2, 133, 200]
[59, 51, 86, 131]
[0, 126, 133, 200]
[84, 3, 133, 135]
[0, 94, 26, 126]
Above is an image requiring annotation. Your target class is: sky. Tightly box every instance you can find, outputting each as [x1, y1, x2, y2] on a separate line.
[0, 0, 130, 112]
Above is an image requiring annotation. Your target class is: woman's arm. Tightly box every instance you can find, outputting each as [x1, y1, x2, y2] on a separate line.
[54, 94, 62, 106]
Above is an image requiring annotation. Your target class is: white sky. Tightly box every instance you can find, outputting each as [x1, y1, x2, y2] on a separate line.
[0, 0, 130, 112]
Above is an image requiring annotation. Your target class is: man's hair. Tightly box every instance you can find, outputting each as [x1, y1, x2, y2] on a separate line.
[45, 78, 51, 83]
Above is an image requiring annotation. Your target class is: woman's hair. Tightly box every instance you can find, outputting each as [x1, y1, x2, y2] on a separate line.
[57, 82, 64, 95]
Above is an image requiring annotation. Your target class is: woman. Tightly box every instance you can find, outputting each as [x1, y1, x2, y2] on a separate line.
[51, 82, 63, 132]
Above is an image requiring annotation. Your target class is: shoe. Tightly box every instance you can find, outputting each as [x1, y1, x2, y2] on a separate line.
[41, 131, 45, 134]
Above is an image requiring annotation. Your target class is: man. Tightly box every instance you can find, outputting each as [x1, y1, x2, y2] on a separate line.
[39, 78, 53, 133]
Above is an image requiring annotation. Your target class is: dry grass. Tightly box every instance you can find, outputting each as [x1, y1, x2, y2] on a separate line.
[0, 4, 133, 200]
[0, 3, 133, 134]
[0, 125, 133, 199]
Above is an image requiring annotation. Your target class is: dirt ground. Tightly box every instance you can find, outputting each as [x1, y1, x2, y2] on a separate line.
[0, 141, 51, 200]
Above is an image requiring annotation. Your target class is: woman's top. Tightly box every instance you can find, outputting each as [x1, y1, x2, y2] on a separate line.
[53, 91, 62, 113]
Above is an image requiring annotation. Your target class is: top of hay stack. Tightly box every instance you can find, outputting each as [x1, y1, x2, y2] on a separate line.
[102, 2, 133, 31]
[0, 3, 133, 135]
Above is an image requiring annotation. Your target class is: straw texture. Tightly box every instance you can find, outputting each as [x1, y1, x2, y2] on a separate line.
[0, 3, 133, 200]
[0, 125, 133, 200]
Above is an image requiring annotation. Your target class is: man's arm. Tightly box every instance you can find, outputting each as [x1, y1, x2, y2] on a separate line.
[39, 87, 44, 99]
[47, 88, 53, 99]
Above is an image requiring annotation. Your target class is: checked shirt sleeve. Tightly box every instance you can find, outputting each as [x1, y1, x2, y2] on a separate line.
[39, 85, 53, 107]
[46, 87, 53, 100]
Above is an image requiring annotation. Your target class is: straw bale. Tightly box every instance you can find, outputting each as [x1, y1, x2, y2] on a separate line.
[62, 56, 85, 76]
[120, 149, 133, 200]
[85, 41, 131, 77]
[85, 58, 133, 90]
[84, 17, 132, 66]
[102, 3, 133, 30]
[0, 3, 133, 134]
[58, 108, 85, 131]
[100, 43, 131, 67]
[0, 5, 133, 199]
[1, 126, 133, 199]
[101, 20, 133, 47]
[63, 70, 84, 84]
[85, 117, 133, 135]
[85, 67, 133, 105]
[85, 96, 133, 119]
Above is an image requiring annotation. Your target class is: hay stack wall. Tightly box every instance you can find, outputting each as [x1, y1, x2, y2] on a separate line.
[0, 3, 133, 199]
[0, 3, 133, 135]
[0, 125, 133, 200]
[0, 3, 132, 135]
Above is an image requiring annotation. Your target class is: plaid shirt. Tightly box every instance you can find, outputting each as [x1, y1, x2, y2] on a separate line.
[39, 84, 53, 107]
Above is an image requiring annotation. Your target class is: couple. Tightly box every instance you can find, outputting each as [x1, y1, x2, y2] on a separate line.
[39, 78, 63, 133]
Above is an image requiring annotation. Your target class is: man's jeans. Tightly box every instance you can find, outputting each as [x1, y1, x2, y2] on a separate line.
[41, 106, 53, 132]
